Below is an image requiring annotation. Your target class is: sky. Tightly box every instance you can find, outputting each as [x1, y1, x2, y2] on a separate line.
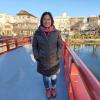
[0, 0, 100, 18]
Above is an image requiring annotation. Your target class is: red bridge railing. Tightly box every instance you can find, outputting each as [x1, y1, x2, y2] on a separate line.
[0, 36, 32, 55]
[0, 37, 100, 100]
[63, 41, 100, 100]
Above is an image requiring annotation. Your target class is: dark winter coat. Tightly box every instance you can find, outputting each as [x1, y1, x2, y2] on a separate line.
[32, 27, 63, 76]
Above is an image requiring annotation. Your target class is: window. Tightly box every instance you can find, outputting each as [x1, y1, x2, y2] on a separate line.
[5, 25, 11, 28]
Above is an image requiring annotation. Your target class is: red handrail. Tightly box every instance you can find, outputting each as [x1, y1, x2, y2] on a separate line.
[0, 36, 32, 55]
[63, 41, 100, 100]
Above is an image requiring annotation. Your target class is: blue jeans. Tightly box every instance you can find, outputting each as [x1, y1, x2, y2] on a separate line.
[43, 74, 57, 89]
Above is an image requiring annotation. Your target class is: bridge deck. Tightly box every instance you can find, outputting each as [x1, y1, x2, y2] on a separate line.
[0, 44, 68, 100]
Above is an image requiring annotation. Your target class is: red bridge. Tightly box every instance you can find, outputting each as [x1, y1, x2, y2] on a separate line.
[0, 37, 100, 100]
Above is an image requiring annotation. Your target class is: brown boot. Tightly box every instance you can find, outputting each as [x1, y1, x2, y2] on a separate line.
[46, 88, 51, 99]
[51, 87, 56, 98]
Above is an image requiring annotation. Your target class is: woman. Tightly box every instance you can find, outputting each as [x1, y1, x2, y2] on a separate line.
[32, 12, 63, 99]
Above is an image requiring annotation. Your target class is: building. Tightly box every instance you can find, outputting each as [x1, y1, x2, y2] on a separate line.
[54, 12, 100, 35]
[13, 10, 38, 36]
[54, 12, 70, 32]
[0, 11, 99, 36]
[0, 13, 14, 35]
[86, 16, 100, 33]
[54, 12, 85, 34]
[0, 10, 38, 36]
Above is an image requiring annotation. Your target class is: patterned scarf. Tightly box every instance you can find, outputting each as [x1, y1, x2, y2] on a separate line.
[40, 26, 54, 33]
[40, 26, 54, 37]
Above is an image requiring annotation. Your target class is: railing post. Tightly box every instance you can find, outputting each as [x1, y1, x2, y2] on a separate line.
[14, 38, 18, 48]
[6, 38, 10, 51]
[29, 36, 32, 43]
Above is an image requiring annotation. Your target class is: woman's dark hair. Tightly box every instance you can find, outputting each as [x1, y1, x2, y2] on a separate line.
[40, 12, 54, 26]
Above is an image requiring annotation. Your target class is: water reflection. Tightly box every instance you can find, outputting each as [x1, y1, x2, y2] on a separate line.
[71, 43, 100, 81]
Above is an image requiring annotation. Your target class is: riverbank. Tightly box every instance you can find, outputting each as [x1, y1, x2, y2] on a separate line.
[70, 39, 100, 44]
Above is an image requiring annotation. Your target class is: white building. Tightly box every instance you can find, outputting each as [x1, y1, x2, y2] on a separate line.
[54, 12, 85, 34]
[13, 10, 38, 36]
[0, 10, 39, 36]
[0, 13, 14, 35]
[54, 12, 70, 32]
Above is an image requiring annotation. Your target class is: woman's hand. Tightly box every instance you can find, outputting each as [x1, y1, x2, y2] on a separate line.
[56, 68, 60, 75]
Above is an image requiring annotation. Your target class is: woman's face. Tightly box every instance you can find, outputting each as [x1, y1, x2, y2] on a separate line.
[43, 15, 51, 28]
